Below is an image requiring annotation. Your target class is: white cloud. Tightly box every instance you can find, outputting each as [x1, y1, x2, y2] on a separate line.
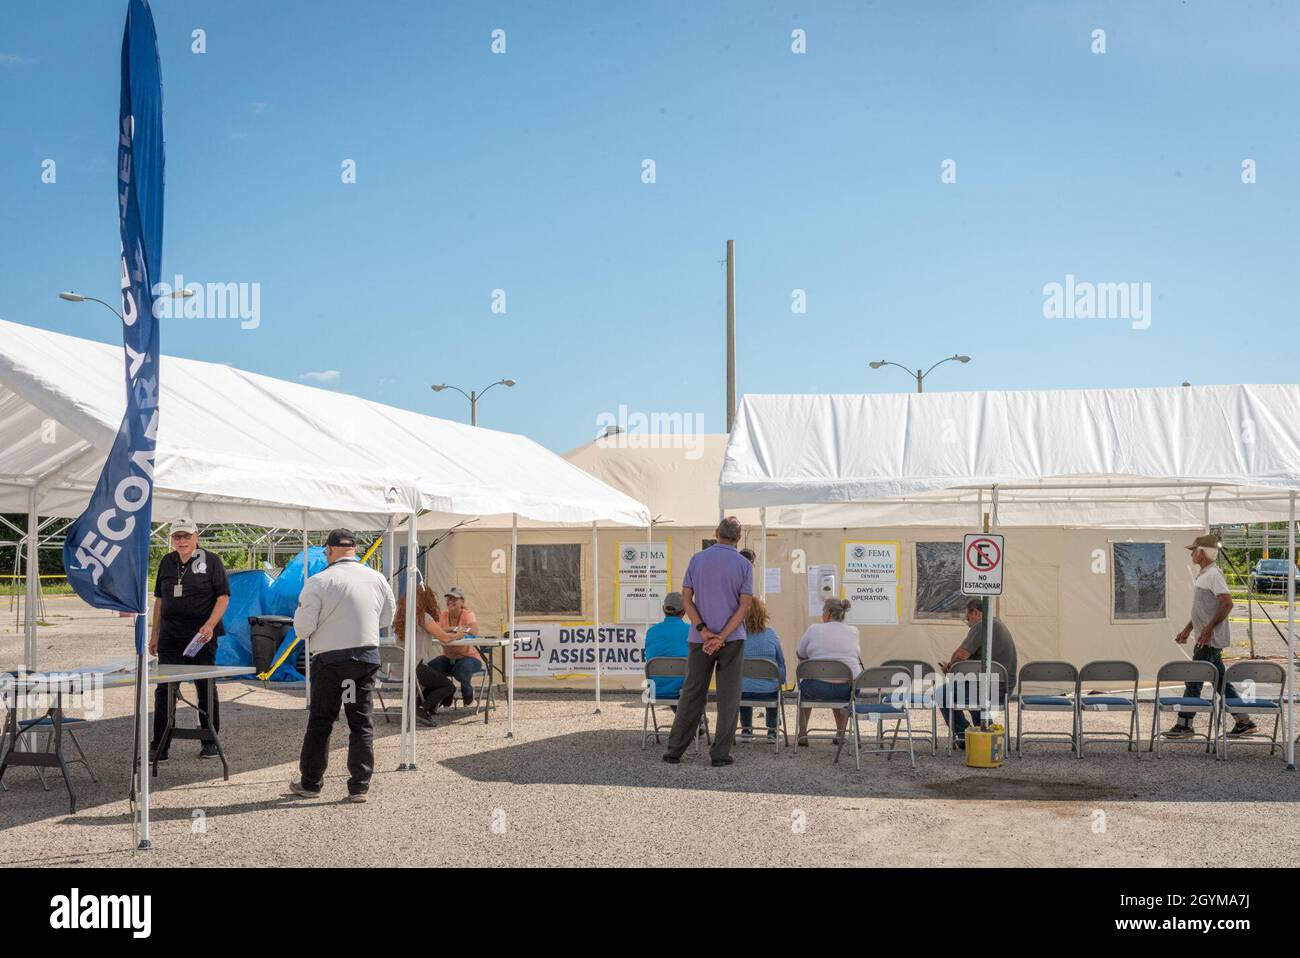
[0, 53, 36, 67]
[300, 370, 340, 384]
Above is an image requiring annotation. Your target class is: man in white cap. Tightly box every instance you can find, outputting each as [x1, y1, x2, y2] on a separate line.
[149, 518, 231, 761]
[289, 529, 395, 802]
[1164, 533, 1256, 739]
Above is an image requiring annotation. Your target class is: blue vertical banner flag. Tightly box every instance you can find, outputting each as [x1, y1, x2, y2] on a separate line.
[62, 0, 165, 652]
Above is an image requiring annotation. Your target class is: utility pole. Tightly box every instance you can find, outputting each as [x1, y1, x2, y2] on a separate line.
[726, 240, 736, 433]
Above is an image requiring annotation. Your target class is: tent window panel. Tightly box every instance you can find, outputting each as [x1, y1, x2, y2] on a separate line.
[515, 543, 582, 616]
[1113, 542, 1166, 620]
[915, 542, 965, 620]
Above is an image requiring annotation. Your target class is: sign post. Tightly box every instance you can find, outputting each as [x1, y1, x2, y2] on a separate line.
[962, 533, 1005, 727]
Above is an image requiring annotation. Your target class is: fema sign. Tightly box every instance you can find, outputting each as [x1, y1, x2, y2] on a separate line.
[961, 533, 1004, 596]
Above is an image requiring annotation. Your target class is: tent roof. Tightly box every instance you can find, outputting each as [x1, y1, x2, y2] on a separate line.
[720, 387, 1300, 528]
[562, 434, 758, 528]
[417, 434, 752, 532]
[0, 319, 649, 529]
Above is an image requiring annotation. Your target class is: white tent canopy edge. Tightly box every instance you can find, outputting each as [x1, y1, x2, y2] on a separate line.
[720, 388, 1300, 770]
[0, 317, 651, 844]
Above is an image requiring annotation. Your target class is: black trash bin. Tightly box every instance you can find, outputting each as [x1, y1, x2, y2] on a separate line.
[248, 615, 295, 676]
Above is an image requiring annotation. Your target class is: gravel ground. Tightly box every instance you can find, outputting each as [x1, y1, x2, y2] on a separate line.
[1, 597, 1298, 868]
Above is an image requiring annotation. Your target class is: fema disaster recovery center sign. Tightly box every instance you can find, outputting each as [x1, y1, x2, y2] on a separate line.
[840, 540, 900, 625]
[510, 622, 648, 677]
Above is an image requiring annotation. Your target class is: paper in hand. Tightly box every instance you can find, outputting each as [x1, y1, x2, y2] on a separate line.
[182, 632, 209, 658]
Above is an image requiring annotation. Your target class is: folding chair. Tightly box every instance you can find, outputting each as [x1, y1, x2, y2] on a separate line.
[1149, 660, 1220, 757]
[738, 657, 788, 751]
[837, 666, 916, 769]
[1216, 661, 1286, 761]
[642, 657, 709, 750]
[1014, 661, 1078, 756]
[795, 659, 854, 746]
[375, 644, 425, 725]
[944, 661, 1009, 756]
[1077, 660, 1140, 758]
[881, 659, 940, 756]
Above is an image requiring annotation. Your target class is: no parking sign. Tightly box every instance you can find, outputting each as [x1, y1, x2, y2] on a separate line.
[961, 533, 1004, 596]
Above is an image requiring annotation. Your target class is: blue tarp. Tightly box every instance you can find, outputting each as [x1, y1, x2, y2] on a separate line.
[216, 547, 329, 681]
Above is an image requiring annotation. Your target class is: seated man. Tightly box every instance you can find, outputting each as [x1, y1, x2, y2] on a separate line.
[424, 587, 482, 707]
[938, 598, 1018, 748]
[643, 592, 690, 707]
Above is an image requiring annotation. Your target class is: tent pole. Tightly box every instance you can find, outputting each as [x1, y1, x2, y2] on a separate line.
[1287, 493, 1295, 771]
[592, 520, 601, 714]
[759, 507, 767, 600]
[301, 517, 310, 709]
[402, 512, 419, 767]
[24, 487, 37, 672]
[136, 613, 151, 848]
[383, 515, 396, 595]
[645, 517, 653, 674]
[983, 486, 998, 725]
[508, 513, 517, 738]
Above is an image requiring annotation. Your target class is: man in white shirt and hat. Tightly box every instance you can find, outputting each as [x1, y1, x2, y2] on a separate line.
[1163, 533, 1256, 739]
[288, 529, 396, 802]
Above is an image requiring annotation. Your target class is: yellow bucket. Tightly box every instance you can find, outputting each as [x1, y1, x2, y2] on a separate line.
[965, 724, 1005, 768]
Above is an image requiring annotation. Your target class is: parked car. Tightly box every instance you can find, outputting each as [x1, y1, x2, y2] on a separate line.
[1249, 558, 1300, 594]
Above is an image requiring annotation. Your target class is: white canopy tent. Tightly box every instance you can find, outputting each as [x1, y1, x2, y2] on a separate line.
[720, 387, 1300, 768]
[0, 318, 650, 840]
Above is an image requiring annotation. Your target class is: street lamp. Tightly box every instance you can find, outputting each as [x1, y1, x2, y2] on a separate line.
[431, 379, 516, 426]
[59, 287, 193, 321]
[869, 354, 970, 393]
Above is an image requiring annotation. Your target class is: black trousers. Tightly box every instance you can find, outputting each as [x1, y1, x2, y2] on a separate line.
[416, 659, 456, 709]
[299, 657, 379, 795]
[151, 639, 219, 751]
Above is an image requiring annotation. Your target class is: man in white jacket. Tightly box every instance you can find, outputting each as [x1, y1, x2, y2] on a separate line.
[288, 529, 395, 803]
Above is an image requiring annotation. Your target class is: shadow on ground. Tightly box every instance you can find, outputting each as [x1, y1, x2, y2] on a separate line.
[440, 697, 1300, 804]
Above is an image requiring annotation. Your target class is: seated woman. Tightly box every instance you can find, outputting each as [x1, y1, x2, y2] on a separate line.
[393, 585, 456, 722]
[738, 597, 786, 742]
[795, 597, 862, 746]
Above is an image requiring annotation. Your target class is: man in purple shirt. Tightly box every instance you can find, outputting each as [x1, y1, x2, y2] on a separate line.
[663, 516, 754, 767]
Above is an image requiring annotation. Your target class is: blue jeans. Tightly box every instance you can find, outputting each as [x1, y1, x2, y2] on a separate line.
[430, 655, 482, 701]
[1180, 644, 1243, 723]
[739, 692, 778, 733]
[799, 679, 850, 702]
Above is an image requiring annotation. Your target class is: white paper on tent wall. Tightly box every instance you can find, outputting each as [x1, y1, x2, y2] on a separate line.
[807, 565, 835, 616]
[764, 566, 781, 594]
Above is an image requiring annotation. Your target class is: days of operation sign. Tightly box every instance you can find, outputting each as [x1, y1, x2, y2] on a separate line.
[961, 533, 1004, 596]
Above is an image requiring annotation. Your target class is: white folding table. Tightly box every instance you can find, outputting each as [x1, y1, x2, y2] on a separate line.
[431, 636, 515, 735]
[0, 663, 254, 813]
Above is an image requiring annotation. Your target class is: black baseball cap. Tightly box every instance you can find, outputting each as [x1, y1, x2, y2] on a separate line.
[326, 528, 357, 548]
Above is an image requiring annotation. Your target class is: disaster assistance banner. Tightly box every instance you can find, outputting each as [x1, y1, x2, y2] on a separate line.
[62, 0, 165, 644]
[510, 622, 648, 677]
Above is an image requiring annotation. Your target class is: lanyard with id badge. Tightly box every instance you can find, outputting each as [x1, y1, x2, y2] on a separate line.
[173, 549, 207, 598]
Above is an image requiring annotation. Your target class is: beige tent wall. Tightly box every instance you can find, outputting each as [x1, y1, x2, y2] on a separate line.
[419, 523, 1193, 688]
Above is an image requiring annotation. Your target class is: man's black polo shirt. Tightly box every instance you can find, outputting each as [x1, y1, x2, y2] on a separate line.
[153, 549, 231, 648]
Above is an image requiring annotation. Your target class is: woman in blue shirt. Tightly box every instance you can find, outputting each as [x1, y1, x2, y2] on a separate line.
[739, 597, 786, 742]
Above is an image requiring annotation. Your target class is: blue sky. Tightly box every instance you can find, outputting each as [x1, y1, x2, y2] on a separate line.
[2, 1, 1296, 451]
